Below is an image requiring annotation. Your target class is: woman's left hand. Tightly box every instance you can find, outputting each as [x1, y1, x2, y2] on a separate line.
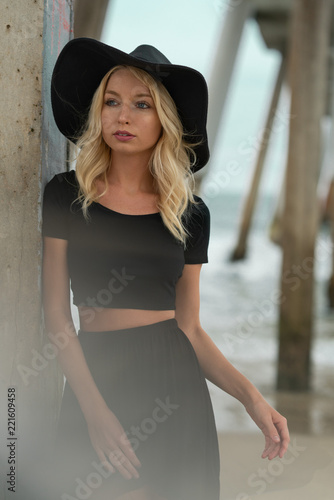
[245, 398, 290, 460]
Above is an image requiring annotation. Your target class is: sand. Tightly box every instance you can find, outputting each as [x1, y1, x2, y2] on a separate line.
[218, 433, 334, 500]
[209, 381, 334, 500]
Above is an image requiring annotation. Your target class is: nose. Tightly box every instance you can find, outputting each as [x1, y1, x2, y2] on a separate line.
[118, 104, 131, 124]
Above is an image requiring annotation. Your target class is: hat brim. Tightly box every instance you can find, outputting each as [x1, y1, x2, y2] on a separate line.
[51, 38, 209, 171]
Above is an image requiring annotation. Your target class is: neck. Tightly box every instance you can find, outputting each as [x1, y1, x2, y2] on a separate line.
[107, 152, 155, 194]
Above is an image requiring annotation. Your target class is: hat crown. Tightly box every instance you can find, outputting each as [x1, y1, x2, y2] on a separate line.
[129, 45, 171, 66]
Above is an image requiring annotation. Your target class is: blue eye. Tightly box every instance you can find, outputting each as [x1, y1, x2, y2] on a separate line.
[105, 99, 118, 106]
[137, 102, 150, 109]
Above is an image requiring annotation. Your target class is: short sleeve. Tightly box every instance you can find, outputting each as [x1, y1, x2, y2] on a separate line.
[183, 196, 210, 264]
[42, 171, 76, 240]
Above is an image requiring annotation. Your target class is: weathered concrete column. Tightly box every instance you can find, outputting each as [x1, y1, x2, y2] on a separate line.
[207, 0, 252, 156]
[324, 50, 334, 308]
[74, 0, 110, 38]
[328, 184, 334, 309]
[0, 1, 73, 498]
[231, 57, 286, 260]
[196, 0, 252, 189]
[277, 0, 331, 391]
[328, 180, 334, 307]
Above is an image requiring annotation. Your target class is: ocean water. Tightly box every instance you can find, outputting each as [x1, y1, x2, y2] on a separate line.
[200, 190, 334, 406]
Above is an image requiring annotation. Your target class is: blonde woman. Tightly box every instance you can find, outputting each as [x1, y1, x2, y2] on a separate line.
[42, 39, 289, 500]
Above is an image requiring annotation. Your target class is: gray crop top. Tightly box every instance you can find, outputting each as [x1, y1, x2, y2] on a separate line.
[42, 170, 210, 310]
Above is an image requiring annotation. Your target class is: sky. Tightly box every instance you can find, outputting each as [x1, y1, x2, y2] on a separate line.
[102, 0, 223, 75]
[101, 0, 287, 196]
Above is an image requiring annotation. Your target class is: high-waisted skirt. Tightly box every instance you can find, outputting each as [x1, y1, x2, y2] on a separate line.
[49, 318, 220, 500]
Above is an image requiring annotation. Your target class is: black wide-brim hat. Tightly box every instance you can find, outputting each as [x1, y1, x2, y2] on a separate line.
[51, 38, 209, 172]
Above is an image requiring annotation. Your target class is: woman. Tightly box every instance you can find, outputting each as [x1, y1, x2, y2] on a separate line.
[42, 39, 289, 500]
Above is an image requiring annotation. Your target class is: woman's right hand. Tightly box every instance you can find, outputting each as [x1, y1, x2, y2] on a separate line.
[85, 404, 141, 479]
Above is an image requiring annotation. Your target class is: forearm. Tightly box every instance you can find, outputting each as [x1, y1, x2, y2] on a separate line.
[44, 310, 107, 419]
[187, 325, 264, 407]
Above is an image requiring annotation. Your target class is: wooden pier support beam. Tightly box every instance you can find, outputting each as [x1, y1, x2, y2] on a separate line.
[325, 50, 334, 309]
[277, 0, 332, 391]
[207, 1, 252, 155]
[328, 180, 334, 308]
[230, 57, 286, 261]
[74, 0, 110, 39]
[196, 1, 251, 189]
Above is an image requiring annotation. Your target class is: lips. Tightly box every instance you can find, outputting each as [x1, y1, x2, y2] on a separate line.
[114, 130, 135, 142]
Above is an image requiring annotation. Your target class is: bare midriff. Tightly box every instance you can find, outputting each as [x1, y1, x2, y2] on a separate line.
[78, 306, 176, 332]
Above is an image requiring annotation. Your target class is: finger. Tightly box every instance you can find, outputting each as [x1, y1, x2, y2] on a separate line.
[268, 443, 281, 460]
[261, 435, 271, 457]
[262, 442, 278, 459]
[276, 421, 290, 458]
[262, 434, 281, 460]
[264, 434, 288, 460]
[102, 433, 136, 472]
[96, 449, 115, 473]
[261, 426, 280, 450]
[119, 433, 141, 468]
[278, 434, 290, 458]
[265, 419, 289, 459]
[108, 450, 139, 479]
[108, 450, 133, 479]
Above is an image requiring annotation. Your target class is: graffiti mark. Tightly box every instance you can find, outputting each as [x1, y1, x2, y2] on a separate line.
[50, 0, 72, 56]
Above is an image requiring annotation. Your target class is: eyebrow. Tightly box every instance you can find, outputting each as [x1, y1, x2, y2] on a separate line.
[104, 90, 153, 99]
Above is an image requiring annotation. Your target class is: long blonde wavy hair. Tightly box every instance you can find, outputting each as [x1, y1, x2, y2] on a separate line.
[74, 65, 198, 244]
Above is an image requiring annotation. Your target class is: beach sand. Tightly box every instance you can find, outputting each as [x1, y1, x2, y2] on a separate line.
[217, 433, 334, 500]
[210, 380, 334, 500]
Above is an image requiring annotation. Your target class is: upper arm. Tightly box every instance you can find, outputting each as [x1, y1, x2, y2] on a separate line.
[176, 196, 210, 335]
[41, 172, 75, 324]
[42, 236, 71, 323]
[175, 263, 203, 335]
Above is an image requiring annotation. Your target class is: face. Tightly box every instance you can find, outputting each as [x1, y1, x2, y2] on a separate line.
[101, 68, 162, 160]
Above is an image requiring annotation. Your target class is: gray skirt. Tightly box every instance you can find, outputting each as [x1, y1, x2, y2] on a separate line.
[49, 318, 220, 500]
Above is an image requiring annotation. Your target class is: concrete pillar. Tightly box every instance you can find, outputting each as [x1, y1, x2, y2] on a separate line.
[277, 0, 331, 391]
[206, 0, 252, 156]
[322, 50, 334, 308]
[230, 57, 286, 260]
[0, 1, 73, 498]
[195, 0, 252, 189]
[328, 180, 334, 307]
[74, 0, 110, 39]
